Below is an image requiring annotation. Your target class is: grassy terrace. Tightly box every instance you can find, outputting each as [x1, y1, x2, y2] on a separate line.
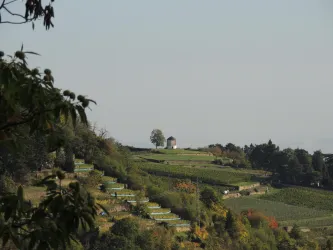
[151, 213, 180, 220]
[103, 183, 124, 189]
[108, 189, 135, 195]
[74, 164, 93, 168]
[137, 162, 253, 186]
[166, 220, 191, 225]
[148, 208, 171, 214]
[102, 176, 117, 183]
[74, 158, 85, 164]
[25, 162, 193, 234]
[74, 163, 94, 172]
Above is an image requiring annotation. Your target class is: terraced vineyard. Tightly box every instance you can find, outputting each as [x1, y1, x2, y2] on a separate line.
[151, 213, 180, 220]
[137, 162, 253, 186]
[103, 183, 125, 190]
[149, 208, 171, 214]
[224, 196, 331, 222]
[74, 160, 94, 172]
[167, 220, 191, 227]
[260, 187, 333, 212]
[102, 176, 117, 183]
[77, 161, 192, 230]
[279, 216, 333, 228]
[146, 202, 161, 208]
[110, 189, 136, 197]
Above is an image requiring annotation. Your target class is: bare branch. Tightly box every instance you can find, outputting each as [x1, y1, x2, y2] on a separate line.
[99, 128, 109, 139]
[4, 0, 19, 5]
[1, 5, 35, 24]
[0, 0, 5, 9]
[0, 108, 56, 131]
[0, 0, 55, 29]
[4, 6, 25, 19]
[0, 20, 29, 24]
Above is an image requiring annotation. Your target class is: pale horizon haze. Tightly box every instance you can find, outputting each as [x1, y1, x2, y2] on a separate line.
[2, 0, 333, 153]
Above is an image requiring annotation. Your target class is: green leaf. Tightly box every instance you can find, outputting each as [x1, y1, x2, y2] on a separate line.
[4, 206, 12, 221]
[61, 104, 69, 123]
[80, 217, 87, 231]
[43, 180, 58, 191]
[81, 212, 95, 229]
[31, 209, 47, 224]
[70, 106, 77, 128]
[36, 241, 49, 250]
[69, 235, 80, 245]
[17, 186, 24, 203]
[24, 51, 41, 56]
[28, 232, 37, 249]
[9, 228, 20, 248]
[76, 105, 87, 125]
[86, 98, 97, 105]
[2, 232, 9, 247]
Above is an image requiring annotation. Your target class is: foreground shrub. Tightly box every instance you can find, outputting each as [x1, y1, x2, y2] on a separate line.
[0, 174, 17, 193]
[84, 170, 103, 187]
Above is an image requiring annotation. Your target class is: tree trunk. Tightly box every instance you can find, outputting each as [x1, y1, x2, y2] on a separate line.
[64, 145, 75, 173]
[59, 179, 62, 194]
[55, 148, 65, 169]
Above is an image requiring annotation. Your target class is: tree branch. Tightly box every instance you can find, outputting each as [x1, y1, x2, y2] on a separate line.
[0, 115, 36, 130]
[4, 0, 19, 6]
[1, 4, 35, 24]
[0, 108, 56, 131]
[4, 6, 25, 19]
[0, 0, 5, 9]
[0, 20, 29, 24]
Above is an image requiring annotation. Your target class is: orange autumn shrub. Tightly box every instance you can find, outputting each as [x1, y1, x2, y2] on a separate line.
[244, 209, 278, 229]
[175, 181, 196, 193]
[193, 225, 209, 241]
[268, 216, 279, 229]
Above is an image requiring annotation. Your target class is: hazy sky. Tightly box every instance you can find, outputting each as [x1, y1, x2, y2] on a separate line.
[2, 0, 333, 152]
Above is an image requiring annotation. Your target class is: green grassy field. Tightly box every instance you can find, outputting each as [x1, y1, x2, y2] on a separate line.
[137, 162, 253, 186]
[24, 186, 46, 205]
[153, 149, 209, 155]
[142, 154, 217, 161]
[142, 149, 233, 164]
[260, 187, 333, 212]
[224, 196, 331, 222]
